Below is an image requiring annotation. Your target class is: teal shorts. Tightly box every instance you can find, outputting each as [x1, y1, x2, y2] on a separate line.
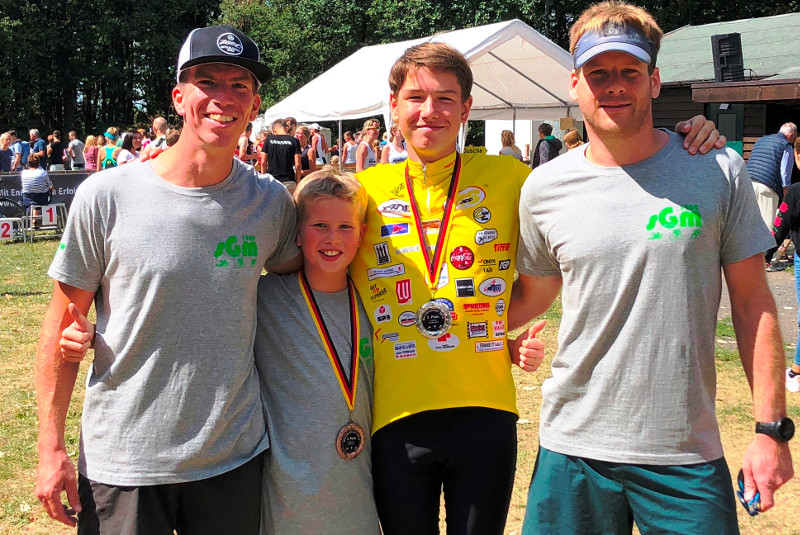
[522, 447, 739, 535]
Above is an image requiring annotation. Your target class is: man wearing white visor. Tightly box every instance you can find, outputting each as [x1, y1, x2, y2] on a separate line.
[509, 2, 794, 533]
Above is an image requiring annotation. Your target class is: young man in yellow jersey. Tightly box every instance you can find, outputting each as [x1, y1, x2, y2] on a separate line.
[349, 42, 726, 534]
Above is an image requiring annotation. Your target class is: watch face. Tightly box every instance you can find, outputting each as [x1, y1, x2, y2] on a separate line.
[779, 417, 795, 441]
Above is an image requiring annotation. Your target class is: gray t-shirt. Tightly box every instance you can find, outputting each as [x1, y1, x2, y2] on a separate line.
[517, 131, 772, 465]
[48, 159, 300, 485]
[254, 273, 379, 535]
[68, 139, 85, 165]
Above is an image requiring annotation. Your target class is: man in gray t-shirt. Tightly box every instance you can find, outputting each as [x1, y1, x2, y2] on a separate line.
[509, 3, 793, 533]
[34, 26, 300, 534]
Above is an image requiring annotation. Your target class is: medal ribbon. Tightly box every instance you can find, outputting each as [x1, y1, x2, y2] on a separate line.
[297, 272, 360, 411]
[404, 152, 462, 291]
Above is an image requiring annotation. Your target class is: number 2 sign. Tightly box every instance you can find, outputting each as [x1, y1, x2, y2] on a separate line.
[0, 218, 16, 241]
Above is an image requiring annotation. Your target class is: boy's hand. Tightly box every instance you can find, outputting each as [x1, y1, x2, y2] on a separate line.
[675, 116, 727, 155]
[60, 303, 94, 362]
[509, 320, 546, 372]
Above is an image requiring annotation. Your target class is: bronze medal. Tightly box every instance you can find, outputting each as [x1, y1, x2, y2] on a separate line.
[336, 422, 366, 460]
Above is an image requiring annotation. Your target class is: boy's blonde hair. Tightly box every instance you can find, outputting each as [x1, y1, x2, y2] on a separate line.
[389, 42, 473, 103]
[294, 166, 368, 224]
[570, 1, 662, 72]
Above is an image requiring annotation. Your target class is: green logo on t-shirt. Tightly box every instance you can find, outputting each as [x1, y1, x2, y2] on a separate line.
[646, 205, 702, 241]
[214, 235, 258, 268]
[359, 337, 373, 369]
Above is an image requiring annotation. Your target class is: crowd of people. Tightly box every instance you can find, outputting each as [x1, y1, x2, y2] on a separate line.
[30, 6, 796, 535]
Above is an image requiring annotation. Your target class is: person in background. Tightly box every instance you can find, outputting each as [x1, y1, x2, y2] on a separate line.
[531, 123, 562, 168]
[355, 119, 379, 173]
[98, 129, 118, 171]
[20, 155, 53, 212]
[0, 132, 12, 172]
[380, 123, 408, 165]
[9, 130, 29, 171]
[82, 135, 98, 173]
[499, 129, 523, 161]
[770, 178, 800, 393]
[262, 118, 302, 192]
[140, 117, 169, 161]
[342, 131, 358, 165]
[285, 117, 298, 137]
[564, 128, 585, 150]
[310, 123, 329, 165]
[295, 125, 317, 178]
[67, 131, 85, 170]
[31, 129, 48, 170]
[115, 132, 140, 164]
[48, 131, 67, 171]
[237, 122, 259, 165]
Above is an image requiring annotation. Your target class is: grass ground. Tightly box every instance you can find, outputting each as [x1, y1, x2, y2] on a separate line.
[1, 239, 799, 534]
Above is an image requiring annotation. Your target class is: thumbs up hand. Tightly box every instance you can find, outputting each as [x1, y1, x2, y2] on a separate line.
[509, 320, 546, 372]
[60, 303, 95, 363]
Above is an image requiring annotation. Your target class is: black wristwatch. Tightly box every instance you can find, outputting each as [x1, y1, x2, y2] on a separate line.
[755, 417, 795, 442]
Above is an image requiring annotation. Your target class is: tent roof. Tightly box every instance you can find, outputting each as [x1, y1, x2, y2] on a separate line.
[262, 19, 581, 125]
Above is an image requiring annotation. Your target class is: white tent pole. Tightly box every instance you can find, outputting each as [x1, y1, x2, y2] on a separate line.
[512, 108, 517, 136]
[338, 120, 343, 171]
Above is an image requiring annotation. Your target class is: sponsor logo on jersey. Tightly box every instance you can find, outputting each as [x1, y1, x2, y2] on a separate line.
[455, 186, 486, 210]
[467, 321, 489, 338]
[495, 298, 506, 316]
[475, 340, 505, 353]
[493, 242, 510, 252]
[479, 277, 507, 297]
[499, 259, 511, 270]
[374, 242, 391, 265]
[450, 246, 474, 270]
[380, 223, 410, 237]
[377, 199, 411, 218]
[463, 302, 491, 312]
[381, 331, 400, 343]
[455, 278, 475, 297]
[478, 258, 496, 266]
[367, 264, 405, 280]
[473, 206, 491, 224]
[390, 183, 406, 198]
[374, 304, 392, 324]
[396, 279, 413, 305]
[475, 228, 498, 245]
[492, 320, 506, 338]
[422, 219, 441, 235]
[369, 283, 387, 301]
[434, 298, 455, 311]
[394, 341, 417, 359]
[428, 333, 460, 352]
[395, 245, 423, 255]
[437, 262, 449, 288]
[398, 311, 417, 327]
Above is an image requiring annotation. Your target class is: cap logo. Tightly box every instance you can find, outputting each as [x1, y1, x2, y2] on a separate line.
[217, 33, 244, 56]
[603, 22, 624, 36]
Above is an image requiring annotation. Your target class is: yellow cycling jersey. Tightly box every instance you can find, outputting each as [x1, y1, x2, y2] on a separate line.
[352, 151, 532, 432]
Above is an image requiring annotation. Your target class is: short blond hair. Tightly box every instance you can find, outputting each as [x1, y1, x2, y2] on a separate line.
[294, 166, 368, 224]
[389, 42, 473, 103]
[570, 1, 662, 71]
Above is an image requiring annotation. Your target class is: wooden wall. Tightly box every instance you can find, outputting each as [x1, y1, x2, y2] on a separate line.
[653, 87, 704, 130]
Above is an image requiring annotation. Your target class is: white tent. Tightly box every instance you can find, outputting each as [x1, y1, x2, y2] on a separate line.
[261, 19, 582, 130]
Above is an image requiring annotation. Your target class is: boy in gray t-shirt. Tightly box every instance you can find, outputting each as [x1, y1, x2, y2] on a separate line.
[255, 168, 379, 534]
[509, 3, 793, 534]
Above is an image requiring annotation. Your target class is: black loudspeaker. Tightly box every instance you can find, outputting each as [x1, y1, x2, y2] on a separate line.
[711, 33, 745, 82]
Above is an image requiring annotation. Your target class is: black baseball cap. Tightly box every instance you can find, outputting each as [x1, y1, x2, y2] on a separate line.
[176, 25, 270, 83]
